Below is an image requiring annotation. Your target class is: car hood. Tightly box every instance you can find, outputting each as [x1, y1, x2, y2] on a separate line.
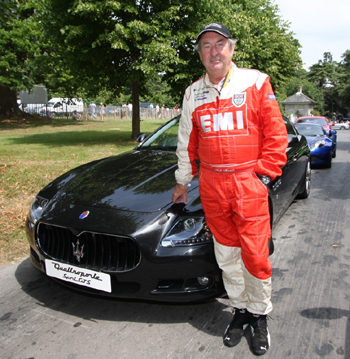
[40, 149, 199, 214]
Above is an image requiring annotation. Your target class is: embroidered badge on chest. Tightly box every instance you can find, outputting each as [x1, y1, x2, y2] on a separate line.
[232, 93, 246, 107]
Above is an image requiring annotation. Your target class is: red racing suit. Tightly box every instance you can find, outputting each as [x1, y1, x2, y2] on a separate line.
[175, 62, 288, 281]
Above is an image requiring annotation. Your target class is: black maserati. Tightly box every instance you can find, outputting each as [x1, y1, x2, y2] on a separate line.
[26, 115, 311, 302]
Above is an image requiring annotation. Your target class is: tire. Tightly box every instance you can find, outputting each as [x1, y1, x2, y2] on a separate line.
[332, 147, 336, 158]
[341, 126, 346, 130]
[297, 159, 311, 199]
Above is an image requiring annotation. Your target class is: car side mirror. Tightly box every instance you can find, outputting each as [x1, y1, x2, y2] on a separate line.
[135, 133, 146, 142]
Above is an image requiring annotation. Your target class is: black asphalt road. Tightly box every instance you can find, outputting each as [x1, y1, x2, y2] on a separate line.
[1, 131, 350, 359]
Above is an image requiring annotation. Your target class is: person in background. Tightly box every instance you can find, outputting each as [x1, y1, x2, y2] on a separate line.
[72, 110, 82, 121]
[172, 22, 288, 356]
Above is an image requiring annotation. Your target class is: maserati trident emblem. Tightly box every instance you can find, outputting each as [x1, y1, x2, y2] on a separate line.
[72, 239, 84, 262]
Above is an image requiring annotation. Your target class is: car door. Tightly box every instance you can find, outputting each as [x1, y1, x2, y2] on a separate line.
[270, 117, 309, 223]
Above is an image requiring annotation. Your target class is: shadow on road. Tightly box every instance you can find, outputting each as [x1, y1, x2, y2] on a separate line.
[14, 258, 229, 337]
[301, 307, 350, 358]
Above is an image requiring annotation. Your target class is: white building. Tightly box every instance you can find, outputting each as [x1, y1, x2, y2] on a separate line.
[282, 86, 317, 122]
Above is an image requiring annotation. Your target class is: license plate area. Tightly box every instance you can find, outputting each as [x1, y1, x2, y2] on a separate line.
[45, 259, 111, 293]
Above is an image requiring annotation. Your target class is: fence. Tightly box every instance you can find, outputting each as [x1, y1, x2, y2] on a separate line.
[21, 103, 181, 120]
[84, 105, 181, 120]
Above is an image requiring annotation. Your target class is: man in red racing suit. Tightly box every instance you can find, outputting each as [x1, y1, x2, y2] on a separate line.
[172, 23, 288, 356]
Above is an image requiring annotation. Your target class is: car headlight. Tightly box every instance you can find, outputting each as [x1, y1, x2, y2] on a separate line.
[161, 217, 213, 247]
[29, 196, 48, 224]
[310, 139, 326, 151]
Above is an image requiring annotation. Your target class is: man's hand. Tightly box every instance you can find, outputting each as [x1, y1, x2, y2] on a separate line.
[172, 184, 188, 204]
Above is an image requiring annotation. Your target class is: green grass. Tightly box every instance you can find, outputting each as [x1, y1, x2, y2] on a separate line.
[0, 114, 165, 265]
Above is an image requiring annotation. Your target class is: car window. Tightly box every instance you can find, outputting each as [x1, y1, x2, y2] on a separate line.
[283, 116, 300, 146]
[284, 116, 297, 135]
[142, 115, 298, 148]
[295, 124, 325, 136]
[141, 116, 180, 148]
[298, 117, 328, 126]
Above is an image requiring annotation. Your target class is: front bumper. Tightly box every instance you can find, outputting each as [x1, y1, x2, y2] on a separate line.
[26, 217, 225, 303]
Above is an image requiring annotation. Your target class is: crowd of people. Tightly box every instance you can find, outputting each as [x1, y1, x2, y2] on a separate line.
[70, 101, 180, 121]
[148, 103, 180, 118]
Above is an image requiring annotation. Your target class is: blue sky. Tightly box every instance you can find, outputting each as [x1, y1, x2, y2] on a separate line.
[274, 0, 350, 70]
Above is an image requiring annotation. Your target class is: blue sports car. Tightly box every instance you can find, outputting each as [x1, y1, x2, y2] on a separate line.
[295, 122, 336, 168]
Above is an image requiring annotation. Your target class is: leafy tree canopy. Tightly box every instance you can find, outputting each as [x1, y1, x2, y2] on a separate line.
[335, 50, 350, 115]
[34, 0, 302, 136]
[278, 69, 325, 114]
[308, 52, 339, 89]
[307, 52, 347, 117]
[0, 0, 42, 114]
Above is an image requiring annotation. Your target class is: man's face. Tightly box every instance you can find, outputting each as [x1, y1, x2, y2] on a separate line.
[199, 32, 234, 82]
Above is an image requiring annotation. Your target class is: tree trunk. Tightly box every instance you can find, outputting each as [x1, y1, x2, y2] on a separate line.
[131, 80, 140, 139]
[0, 85, 19, 116]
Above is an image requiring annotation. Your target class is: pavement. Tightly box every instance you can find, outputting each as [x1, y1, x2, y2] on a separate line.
[1, 131, 350, 359]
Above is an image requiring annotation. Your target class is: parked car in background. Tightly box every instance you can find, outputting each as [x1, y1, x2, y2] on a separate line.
[296, 115, 331, 130]
[295, 122, 336, 168]
[25, 115, 311, 303]
[331, 121, 349, 130]
[41, 98, 84, 116]
[296, 116, 337, 146]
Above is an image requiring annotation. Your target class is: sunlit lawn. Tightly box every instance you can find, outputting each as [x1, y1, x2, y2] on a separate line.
[0, 114, 165, 265]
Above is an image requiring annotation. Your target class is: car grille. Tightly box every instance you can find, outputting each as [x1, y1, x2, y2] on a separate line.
[36, 223, 141, 272]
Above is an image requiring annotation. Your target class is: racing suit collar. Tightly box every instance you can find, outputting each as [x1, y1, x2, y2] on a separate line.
[203, 62, 236, 91]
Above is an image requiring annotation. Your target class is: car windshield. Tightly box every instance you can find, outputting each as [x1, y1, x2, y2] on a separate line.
[140, 116, 180, 149]
[298, 117, 328, 126]
[296, 124, 325, 136]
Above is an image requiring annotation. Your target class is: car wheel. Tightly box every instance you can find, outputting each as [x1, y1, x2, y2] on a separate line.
[297, 159, 311, 199]
[332, 147, 336, 158]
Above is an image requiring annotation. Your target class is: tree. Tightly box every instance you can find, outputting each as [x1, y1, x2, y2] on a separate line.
[308, 52, 338, 89]
[278, 69, 325, 114]
[37, 0, 212, 137]
[161, 0, 303, 114]
[141, 74, 174, 108]
[220, 0, 302, 91]
[0, 0, 42, 115]
[307, 52, 341, 117]
[336, 50, 350, 115]
[38, 0, 301, 137]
